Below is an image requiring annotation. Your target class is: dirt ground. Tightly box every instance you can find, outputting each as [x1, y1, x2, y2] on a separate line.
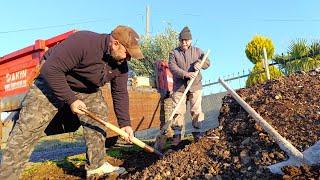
[21, 69, 320, 179]
[127, 69, 320, 179]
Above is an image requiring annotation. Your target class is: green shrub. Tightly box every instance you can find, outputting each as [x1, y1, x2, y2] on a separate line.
[245, 35, 275, 64]
[274, 39, 320, 75]
[282, 57, 320, 74]
[246, 62, 283, 87]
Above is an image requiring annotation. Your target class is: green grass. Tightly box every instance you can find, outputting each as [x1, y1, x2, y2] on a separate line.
[34, 138, 85, 152]
[22, 154, 87, 178]
[16, 133, 194, 177]
[107, 144, 142, 159]
[23, 161, 56, 175]
[21, 140, 149, 173]
[66, 153, 87, 166]
[35, 128, 85, 151]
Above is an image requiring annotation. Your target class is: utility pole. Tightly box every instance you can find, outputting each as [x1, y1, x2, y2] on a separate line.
[145, 5, 150, 37]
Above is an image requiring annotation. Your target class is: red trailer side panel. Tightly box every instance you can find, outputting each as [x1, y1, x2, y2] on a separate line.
[0, 30, 77, 111]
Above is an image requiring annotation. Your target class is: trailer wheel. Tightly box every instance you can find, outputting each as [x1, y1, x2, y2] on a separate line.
[105, 136, 119, 148]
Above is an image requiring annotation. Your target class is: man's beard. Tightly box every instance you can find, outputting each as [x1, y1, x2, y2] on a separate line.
[110, 50, 125, 64]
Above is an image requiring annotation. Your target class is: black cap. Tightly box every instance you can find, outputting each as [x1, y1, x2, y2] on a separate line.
[179, 26, 192, 40]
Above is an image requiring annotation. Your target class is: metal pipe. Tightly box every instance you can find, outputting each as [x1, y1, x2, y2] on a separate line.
[218, 78, 304, 160]
[263, 47, 270, 80]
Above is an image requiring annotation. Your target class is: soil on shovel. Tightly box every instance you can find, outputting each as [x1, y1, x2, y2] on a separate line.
[20, 70, 320, 179]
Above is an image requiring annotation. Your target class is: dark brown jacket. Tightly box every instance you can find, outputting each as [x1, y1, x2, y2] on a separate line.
[40, 31, 130, 127]
[169, 46, 210, 92]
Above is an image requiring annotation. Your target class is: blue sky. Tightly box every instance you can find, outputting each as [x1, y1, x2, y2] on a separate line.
[1, 0, 319, 85]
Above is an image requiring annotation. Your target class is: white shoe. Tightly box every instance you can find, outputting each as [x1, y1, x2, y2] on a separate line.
[87, 162, 127, 178]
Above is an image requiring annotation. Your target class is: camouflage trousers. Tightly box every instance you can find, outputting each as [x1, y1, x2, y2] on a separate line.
[0, 78, 109, 180]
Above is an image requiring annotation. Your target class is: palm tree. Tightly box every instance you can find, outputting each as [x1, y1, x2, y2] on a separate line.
[275, 39, 320, 75]
[288, 39, 309, 59]
[309, 40, 320, 58]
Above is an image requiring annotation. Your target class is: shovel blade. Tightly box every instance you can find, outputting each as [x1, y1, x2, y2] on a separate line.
[268, 157, 303, 174]
[153, 135, 168, 153]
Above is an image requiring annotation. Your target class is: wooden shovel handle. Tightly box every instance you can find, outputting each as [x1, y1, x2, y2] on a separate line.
[79, 107, 163, 157]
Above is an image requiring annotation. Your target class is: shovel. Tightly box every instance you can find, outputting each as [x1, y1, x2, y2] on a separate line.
[79, 107, 164, 157]
[154, 50, 211, 152]
[219, 78, 320, 174]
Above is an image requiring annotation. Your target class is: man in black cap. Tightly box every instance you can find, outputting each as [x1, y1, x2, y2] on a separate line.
[168, 26, 210, 148]
[0, 25, 144, 179]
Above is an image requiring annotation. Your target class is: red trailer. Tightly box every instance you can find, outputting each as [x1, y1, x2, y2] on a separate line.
[0, 30, 162, 148]
[0, 30, 77, 112]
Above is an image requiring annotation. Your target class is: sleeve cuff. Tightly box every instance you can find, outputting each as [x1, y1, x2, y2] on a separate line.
[118, 119, 131, 128]
[182, 71, 188, 79]
[66, 96, 78, 105]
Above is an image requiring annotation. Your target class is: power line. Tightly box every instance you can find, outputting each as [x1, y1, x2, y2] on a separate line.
[0, 18, 111, 34]
[2, 15, 320, 35]
[240, 18, 320, 22]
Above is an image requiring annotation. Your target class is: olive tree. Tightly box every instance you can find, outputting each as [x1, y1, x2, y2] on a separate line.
[129, 25, 179, 77]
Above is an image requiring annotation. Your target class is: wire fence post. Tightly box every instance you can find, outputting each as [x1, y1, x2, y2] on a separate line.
[263, 47, 271, 80]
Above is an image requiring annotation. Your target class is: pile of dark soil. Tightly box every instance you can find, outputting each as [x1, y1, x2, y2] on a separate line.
[237, 70, 320, 152]
[127, 70, 320, 179]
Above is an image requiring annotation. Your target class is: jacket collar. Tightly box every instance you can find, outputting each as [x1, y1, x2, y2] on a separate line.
[103, 34, 111, 55]
[179, 45, 192, 53]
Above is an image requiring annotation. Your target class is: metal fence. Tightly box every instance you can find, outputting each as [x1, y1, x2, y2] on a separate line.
[202, 53, 320, 96]
[202, 70, 251, 95]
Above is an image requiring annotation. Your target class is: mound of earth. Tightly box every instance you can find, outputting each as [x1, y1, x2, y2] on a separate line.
[127, 69, 320, 179]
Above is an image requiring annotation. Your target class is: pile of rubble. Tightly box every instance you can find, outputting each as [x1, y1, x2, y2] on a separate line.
[128, 69, 320, 179]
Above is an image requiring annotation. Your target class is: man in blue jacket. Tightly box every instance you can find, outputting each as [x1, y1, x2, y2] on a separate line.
[0, 25, 144, 179]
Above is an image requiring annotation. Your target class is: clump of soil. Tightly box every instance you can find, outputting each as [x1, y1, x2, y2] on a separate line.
[128, 69, 320, 179]
[282, 164, 320, 179]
